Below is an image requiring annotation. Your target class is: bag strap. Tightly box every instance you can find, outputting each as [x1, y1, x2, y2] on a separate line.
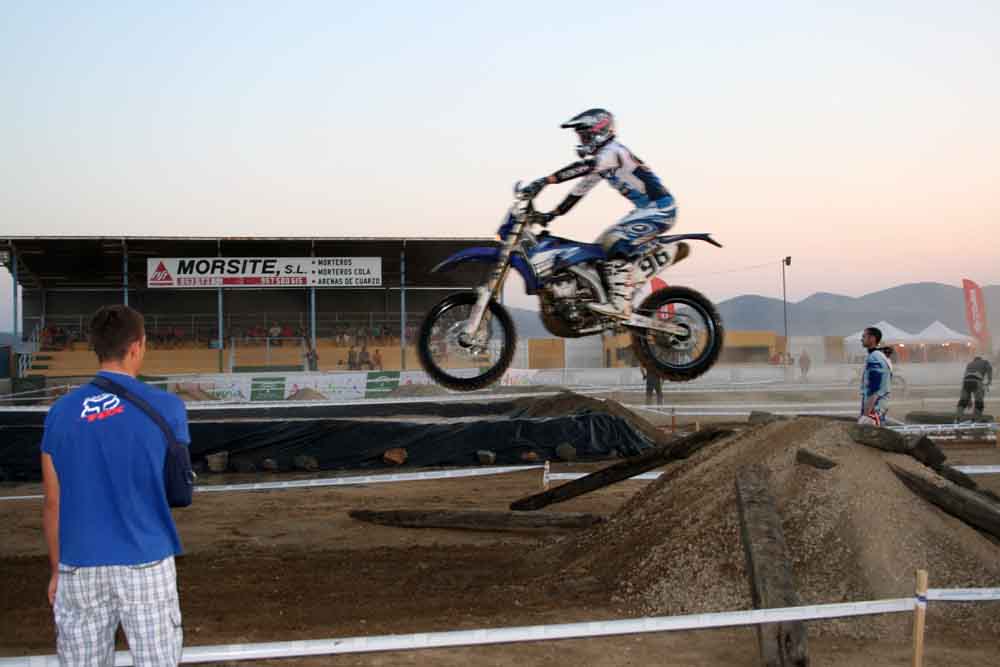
[91, 375, 178, 447]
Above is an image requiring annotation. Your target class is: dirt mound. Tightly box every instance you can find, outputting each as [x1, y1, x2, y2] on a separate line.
[286, 387, 328, 401]
[487, 384, 570, 395]
[543, 417, 1000, 639]
[174, 385, 217, 402]
[512, 390, 670, 447]
[387, 383, 450, 398]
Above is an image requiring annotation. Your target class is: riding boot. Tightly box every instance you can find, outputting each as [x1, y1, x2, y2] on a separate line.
[589, 259, 635, 317]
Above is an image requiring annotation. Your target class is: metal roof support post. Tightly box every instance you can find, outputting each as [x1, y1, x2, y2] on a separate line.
[309, 241, 317, 354]
[11, 244, 18, 345]
[122, 239, 128, 306]
[217, 239, 224, 372]
[40, 289, 46, 329]
[400, 241, 407, 371]
[217, 289, 224, 372]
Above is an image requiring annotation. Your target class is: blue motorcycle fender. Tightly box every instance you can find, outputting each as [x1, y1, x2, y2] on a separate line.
[431, 247, 541, 294]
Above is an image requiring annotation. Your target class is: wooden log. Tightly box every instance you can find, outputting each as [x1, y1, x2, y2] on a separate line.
[509, 427, 732, 512]
[735, 464, 809, 667]
[889, 463, 1000, 539]
[903, 435, 947, 467]
[795, 448, 838, 470]
[348, 509, 606, 531]
[749, 411, 788, 425]
[930, 463, 977, 490]
[849, 427, 949, 467]
[849, 424, 909, 453]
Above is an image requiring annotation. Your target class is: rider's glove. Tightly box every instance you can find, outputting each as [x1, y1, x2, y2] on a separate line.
[520, 178, 547, 199]
[537, 211, 556, 226]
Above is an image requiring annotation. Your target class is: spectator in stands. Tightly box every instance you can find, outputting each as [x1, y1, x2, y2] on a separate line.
[799, 349, 811, 383]
[269, 322, 282, 346]
[41, 304, 188, 664]
[348, 345, 358, 370]
[305, 345, 319, 372]
[281, 324, 294, 340]
[640, 364, 663, 406]
[372, 349, 383, 371]
[359, 344, 371, 370]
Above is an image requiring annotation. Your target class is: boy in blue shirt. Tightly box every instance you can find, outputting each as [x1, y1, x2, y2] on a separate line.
[42, 304, 190, 665]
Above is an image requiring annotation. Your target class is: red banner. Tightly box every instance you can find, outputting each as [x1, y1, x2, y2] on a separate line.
[962, 278, 991, 344]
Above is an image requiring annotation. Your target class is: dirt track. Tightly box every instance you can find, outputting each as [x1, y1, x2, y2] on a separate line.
[2, 394, 1000, 665]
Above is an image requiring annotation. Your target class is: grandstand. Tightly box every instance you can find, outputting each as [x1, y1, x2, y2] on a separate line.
[1, 236, 493, 378]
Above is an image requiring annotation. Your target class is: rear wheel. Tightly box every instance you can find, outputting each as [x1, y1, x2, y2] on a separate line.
[630, 286, 724, 382]
[417, 292, 517, 391]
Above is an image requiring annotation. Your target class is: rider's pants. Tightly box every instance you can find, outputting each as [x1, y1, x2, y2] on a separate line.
[957, 379, 985, 416]
[597, 196, 677, 259]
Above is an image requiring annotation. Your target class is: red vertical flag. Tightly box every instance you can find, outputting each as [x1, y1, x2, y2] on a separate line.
[962, 279, 991, 348]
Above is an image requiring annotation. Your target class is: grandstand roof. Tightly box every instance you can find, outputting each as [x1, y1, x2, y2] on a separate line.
[0, 236, 495, 290]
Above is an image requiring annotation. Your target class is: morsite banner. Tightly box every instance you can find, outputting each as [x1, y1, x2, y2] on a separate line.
[147, 257, 382, 288]
[962, 278, 991, 349]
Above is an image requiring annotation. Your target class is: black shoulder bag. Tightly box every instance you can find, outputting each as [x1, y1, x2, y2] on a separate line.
[91, 375, 196, 508]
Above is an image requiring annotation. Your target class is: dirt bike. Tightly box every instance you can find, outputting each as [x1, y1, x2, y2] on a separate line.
[417, 184, 725, 391]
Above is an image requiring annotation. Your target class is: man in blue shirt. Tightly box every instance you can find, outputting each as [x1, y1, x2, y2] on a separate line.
[859, 326, 893, 426]
[42, 305, 190, 665]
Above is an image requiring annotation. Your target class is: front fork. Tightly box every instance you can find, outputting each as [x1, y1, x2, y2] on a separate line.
[460, 223, 521, 342]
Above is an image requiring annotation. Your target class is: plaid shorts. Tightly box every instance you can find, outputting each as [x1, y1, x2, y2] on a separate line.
[54, 556, 183, 667]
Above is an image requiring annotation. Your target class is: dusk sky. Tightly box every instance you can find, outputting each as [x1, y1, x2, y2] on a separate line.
[1, 1, 998, 323]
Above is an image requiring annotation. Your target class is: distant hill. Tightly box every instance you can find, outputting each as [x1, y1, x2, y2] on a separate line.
[717, 282, 1000, 337]
[499, 283, 1000, 339]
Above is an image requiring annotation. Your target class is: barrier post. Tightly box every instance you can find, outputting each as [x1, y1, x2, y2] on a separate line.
[912, 569, 928, 667]
[671, 407, 676, 434]
[542, 461, 550, 490]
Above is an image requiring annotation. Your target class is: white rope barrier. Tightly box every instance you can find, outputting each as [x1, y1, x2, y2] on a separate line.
[890, 423, 998, 434]
[0, 465, 544, 502]
[952, 465, 1000, 475]
[5, 457, 999, 503]
[926, 587, 1000, 602]
[3, 588, 998, 666]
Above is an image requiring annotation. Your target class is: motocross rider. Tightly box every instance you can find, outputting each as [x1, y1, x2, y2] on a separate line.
[520, 108, 687, 317]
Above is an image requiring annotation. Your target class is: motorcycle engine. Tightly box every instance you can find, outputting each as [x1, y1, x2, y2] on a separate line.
[539, 272, 599, 337]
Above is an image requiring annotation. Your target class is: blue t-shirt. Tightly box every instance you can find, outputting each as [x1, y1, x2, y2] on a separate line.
[41, 371, 189, 566]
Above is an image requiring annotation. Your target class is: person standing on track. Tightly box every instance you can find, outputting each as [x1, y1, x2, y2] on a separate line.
[858, 326, 892, 426]
[41, 305, 188, 666]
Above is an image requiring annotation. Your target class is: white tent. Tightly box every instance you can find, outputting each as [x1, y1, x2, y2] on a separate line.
[913, 321, 975, 345]
[872, 321, 917, 344]
[842, 321, 915, 355]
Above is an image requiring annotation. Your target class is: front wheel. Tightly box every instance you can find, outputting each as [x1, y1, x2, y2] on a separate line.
[630, 286, 724, 382]
[417, 292, 517, 391]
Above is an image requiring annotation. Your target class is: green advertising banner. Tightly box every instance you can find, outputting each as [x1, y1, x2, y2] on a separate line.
[250, 376, 286, 401]
[364, 371, 400, 399]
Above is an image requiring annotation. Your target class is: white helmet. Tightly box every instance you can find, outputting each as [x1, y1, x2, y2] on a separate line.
[561, 108, 615, 157]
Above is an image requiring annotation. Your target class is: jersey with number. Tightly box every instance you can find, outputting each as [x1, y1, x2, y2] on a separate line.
[861, 349, 892, 415]
[552, 141, 672, 208]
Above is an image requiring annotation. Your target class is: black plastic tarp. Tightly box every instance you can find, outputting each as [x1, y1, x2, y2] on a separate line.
[0, 399, 521, 428]
[0, 414, 652, 482]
